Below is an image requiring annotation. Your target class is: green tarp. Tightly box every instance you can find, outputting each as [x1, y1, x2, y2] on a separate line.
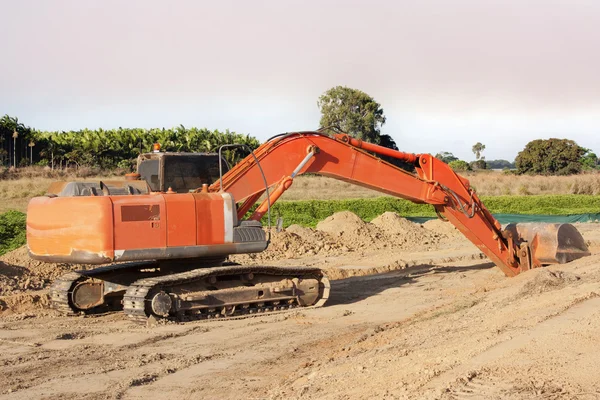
[406, 213, 600, 224]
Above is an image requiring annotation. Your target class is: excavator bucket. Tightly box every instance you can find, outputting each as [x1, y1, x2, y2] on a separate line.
[504, 223, 590, 267]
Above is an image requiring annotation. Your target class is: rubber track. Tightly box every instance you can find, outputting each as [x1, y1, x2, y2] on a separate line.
[49, 262, 159, 315]
[122, 265, 331, 325]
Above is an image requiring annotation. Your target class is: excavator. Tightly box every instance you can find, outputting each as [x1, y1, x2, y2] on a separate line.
[26, 131, 591, 323]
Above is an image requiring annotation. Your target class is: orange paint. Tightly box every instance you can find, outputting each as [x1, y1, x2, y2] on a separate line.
[27, 196, 114, 259]
[113, 195, 166, 250]
[211, 131, 520, 277]
[193, 193, 225, 245]
[164, 194, 197, 247]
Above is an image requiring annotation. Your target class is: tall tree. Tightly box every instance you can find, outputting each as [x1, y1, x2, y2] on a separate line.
[318, 86, 386, 143]
[472, 142, 486, 160]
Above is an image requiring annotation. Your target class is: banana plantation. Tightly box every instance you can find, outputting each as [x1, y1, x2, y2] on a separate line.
[0, 115, 260, 171]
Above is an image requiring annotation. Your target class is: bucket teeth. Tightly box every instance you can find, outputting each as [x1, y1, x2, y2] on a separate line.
[504, 223, 590, 266]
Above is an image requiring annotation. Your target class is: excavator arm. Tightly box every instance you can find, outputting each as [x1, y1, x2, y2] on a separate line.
[209, 131, 590, 277]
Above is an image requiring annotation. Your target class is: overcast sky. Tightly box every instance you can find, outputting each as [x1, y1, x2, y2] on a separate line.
[1, 0, 599, 161]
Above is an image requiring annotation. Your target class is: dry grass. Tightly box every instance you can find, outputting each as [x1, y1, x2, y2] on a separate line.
[0, 167, 117, 213]
[466, 171, 600, 196]
[282, 171, 600, 200]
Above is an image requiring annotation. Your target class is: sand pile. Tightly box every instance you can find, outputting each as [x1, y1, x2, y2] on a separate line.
[316, 211, 386, 249]
[370, 212, 444, 248]
[233, 211, 460, 263]
[518, 269, 581, 296]
[423, 219, 462, 238]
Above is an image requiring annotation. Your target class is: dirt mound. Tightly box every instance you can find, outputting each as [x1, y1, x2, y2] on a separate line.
[423, 219, 462, 238]
[0, 291, 50, 317]
[316, 211, 386, 249]
[370, 212, 443, 248]
[519, 269, 581, 296]
[0, 246, 77, 296]
[232, 228, 349, 263]
[233, 211, 458, 264]
[286, 224, 330, 244]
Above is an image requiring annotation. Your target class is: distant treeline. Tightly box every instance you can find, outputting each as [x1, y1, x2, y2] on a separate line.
[486, 159, 516, 169]
[0, 115, 260, 170]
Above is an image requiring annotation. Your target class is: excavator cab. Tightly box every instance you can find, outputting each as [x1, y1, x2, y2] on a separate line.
[137, 152, 229, 193]
[46, 152, 229, 197]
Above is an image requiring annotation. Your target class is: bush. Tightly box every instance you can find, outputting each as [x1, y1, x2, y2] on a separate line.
[470, 159, 487, 170]
[448, 160, 471, 172]
[0, 210, 26, 256]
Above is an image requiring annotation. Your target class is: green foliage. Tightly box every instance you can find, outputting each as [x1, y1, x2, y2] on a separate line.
[1, 115, 261, 171]
[580, 149, 599, 170]
[448, 160, 471, 171]
[0, 210, 26, 256]
[435, 151, 459, 164]
[480, 195, 600, 215]
[516, 138, 587, 175]
[318, 86, 386, 143]
[258, 195, 600, 227]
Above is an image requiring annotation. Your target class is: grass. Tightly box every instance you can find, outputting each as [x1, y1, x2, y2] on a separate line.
[263, 195, 600, 227]
[0, 210, 26, 256]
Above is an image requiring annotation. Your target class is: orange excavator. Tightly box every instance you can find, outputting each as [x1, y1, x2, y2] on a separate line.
[26, 131, 590, 323]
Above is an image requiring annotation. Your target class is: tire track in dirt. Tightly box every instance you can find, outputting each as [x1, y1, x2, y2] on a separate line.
[426, 295, 600, 399]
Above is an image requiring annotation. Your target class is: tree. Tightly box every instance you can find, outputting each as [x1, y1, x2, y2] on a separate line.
[435, 151, 458, 164]
[318, 86, 386, 143]
[0, 115, 33, 167]
[470, 142, 487, 170]
[515, 138, 588, 175]
[472, 142, 486, 160]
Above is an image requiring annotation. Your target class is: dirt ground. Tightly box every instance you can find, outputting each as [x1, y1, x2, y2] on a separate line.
[1, 213, 600, 399]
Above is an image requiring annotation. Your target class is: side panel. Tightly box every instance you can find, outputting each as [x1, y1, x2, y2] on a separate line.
[27, 196, 114, 262]
[193, 193, 225, 245]
[164, 194, 197, 247]
[113, 195, 167, 251]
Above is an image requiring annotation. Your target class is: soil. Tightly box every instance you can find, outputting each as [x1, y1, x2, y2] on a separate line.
[1, 212, 600, 399]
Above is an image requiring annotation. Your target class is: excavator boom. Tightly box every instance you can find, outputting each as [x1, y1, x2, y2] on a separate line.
[209, 131, 590, 277]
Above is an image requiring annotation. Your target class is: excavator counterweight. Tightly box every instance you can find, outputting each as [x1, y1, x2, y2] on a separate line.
[26, 131, 590, 323]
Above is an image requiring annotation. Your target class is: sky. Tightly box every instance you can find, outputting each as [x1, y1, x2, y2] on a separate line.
[1, 0, 599, 161]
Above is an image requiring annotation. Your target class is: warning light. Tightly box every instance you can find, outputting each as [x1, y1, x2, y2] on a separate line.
[153, 143, 161, 153]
